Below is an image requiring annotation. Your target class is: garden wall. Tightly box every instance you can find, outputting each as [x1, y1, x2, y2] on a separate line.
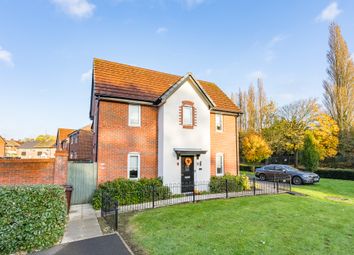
[0, 151, 68, 185]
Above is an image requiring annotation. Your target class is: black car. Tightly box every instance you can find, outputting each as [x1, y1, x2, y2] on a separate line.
[255, 164, 320, 185]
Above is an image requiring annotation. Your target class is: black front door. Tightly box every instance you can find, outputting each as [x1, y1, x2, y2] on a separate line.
[181, 156, 194, 193]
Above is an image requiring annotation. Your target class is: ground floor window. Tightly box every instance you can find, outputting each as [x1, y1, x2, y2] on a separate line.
[128, 153, 140, 180]
[216, 153, 224, 176]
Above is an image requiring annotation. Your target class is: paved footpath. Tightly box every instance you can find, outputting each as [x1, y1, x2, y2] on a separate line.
[35, 234, 133, 255]
[61, 204, 102, 243]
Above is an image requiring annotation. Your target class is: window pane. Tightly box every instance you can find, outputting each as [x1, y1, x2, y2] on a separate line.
[129, 155, 139, 179]
[216, 114, 222, 131]
[216, 154, 223, 174]
[183, 106, 192, 126]
[129, 105, 140, 126]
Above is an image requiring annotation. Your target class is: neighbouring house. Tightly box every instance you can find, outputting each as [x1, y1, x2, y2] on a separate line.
[4, 139, 21, 158]
[0, 136, 5, 157]
[68, 125, 94, 162]
[18, 140, 56, 159]
[56, 128, 75, 151]
[90, 58, 242, 189]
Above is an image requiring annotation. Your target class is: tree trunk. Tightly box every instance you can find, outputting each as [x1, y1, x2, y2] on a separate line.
[294, 150, 299, 167]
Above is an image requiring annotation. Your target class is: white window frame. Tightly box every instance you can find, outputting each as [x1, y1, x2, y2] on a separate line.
[127, 152, 140, 180]
[216, 153, 224, 176]
[216, 114, 223, 132]
[128, 104, 141, 127]
[182, 105, 193, 126]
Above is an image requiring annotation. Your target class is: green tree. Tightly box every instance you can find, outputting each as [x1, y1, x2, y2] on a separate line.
[301, 133, 320, 172]
[323, 23, 354, 134]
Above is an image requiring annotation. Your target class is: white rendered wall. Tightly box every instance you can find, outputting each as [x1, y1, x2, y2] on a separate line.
[158, 78, 211, 185]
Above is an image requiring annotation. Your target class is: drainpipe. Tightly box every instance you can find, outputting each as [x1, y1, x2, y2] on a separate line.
[235, 114, 241, 175]
[95, 96, 101, 163]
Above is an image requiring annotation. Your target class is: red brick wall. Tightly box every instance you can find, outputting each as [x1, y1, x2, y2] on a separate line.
[69, 130, 93, 161]
[0, 152, 68, 185]
[97, 101, 158, 183]
[210, 113, 239, 176]
[0, 159, 55, 185]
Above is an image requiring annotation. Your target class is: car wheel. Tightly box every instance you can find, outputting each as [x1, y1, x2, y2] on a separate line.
[292, 176, 302, 185]
[259, 174, 266, 181]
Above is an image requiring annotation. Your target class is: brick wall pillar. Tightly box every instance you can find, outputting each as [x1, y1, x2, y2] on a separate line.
[54, 151, 68, 185]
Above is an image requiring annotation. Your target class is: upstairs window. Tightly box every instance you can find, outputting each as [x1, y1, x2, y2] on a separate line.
[183, 106, 193, 126]
[128, 153, 140, 180]
[216, 114, 223, 132]
[129, 104, 141, 127]
[216, 153, 224, 176]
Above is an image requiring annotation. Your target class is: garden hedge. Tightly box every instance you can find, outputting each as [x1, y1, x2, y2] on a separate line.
[91, 178, 171, 210]
[314, 168, 354, 181]
[0, 185, 67, 255]
[210, 175, 251, 193]
[240, 164, 262, 172]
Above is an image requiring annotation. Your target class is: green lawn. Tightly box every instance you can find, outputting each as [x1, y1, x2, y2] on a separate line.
[121, 179, 354, 255]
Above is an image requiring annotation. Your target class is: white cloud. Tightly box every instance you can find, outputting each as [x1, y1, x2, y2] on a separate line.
[81, 69, 92, 82]
[351, 54, 354, 61]
[264, 34, 288, 62]
[181, 0, 206, 9]
[268, 34, 287, 47]
[0, 46, 14, 66]
[316, 2, 342, 22]
[52, 0, 95, 18]
[156, 27, 168, 34]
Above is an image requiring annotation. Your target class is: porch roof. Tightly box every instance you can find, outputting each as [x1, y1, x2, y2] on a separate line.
[173, 148, 207, 159]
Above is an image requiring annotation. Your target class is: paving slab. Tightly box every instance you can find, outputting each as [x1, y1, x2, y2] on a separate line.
[61, 204, 102, 244]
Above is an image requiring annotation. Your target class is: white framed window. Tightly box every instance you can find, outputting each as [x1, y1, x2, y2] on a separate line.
[216, 153, 224, 176]
[216, 114, 223, 132]
[128, 153, 140, 180]
[183, 106, 193, 126]
[128, 104, 141, 127]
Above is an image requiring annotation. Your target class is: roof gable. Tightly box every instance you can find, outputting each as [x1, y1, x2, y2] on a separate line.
[93, 58, 241, 114]
[56, 128, 76, 144]
[158, 73, 215, 108]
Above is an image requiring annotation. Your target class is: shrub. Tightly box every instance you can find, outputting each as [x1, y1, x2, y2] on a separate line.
[209, 175, 251, 193]
[314, 168, 354, 181]
[301, 133, 320, 172]
[0, 185, 67, 255]
[91, 178, 172, 210]
[240, 164, 262, 172]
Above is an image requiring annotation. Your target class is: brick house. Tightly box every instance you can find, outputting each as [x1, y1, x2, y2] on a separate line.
[56, 128, 75, 151]
[68, 125, 94, 162]
[0, 136, 5, 158]
[90, 58, 242, 188]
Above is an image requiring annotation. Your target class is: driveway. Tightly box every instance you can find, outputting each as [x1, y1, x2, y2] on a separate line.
[34, 234, 133, 255]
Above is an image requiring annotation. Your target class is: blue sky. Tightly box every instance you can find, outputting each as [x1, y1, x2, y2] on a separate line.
[0, 0, 353, 139]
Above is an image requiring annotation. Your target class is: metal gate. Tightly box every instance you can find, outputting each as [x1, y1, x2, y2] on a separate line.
[67, 162, 97, 204]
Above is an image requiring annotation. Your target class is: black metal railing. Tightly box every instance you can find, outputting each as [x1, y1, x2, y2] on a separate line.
[100, 176, 292, 231]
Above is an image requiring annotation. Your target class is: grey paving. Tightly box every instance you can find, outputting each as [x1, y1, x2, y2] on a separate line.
[61, 204, 102, 244]
[34, 234, 132, 255]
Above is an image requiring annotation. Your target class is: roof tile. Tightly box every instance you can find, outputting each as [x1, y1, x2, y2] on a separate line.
[94, 58, 241, 113]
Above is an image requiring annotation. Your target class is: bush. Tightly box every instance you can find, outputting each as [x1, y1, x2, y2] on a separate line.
[0, 185, 67, 255]
[209, 175, 251, 193]
[91, 178, 172, 210]
[314, 168, 354, 181]
[301, 133, 320, 172]
[240, 164, 262, 172]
